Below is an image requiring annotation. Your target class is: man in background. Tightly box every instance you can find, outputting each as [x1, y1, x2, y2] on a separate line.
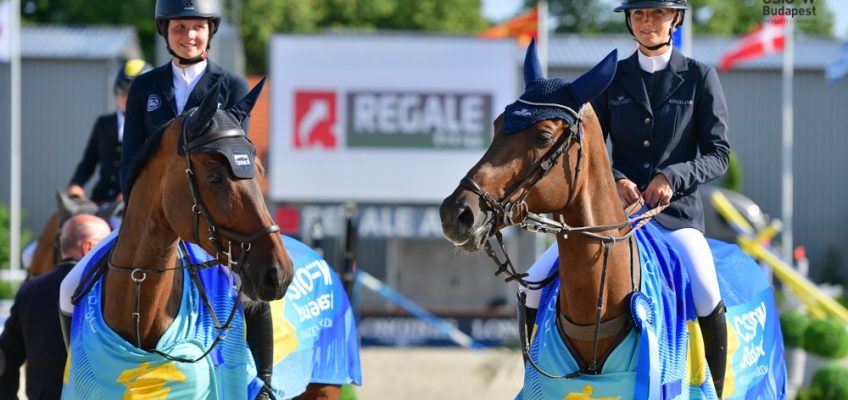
[0, 214, 111, 399]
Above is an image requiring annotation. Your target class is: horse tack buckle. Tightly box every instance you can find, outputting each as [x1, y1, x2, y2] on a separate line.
[131, 268, 147, 284]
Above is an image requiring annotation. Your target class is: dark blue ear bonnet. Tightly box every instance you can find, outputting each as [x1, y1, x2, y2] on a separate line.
[179, 78, 266, 179]
[503, 39, 618, 134]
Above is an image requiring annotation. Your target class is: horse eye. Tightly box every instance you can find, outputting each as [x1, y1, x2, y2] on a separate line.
[206, 171, 224, 184]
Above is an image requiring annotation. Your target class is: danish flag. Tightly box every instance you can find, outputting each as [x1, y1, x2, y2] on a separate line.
[719, 16, 786, 71]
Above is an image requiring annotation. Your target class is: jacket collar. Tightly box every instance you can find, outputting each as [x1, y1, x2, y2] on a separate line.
[153, 60, 224, 116]
[620, 48, 688, 113]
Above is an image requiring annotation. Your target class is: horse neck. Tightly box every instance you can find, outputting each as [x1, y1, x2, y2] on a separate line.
[104, 162, 184, 349]
[554, 128, 636, 328]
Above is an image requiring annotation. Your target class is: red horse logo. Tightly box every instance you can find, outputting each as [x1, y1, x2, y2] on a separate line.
[293, 91, 337, 149]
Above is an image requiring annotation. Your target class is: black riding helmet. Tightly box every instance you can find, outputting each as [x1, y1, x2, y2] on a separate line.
[114, 59, 153, 94]
[155, 0, 221, 65]
[615, 0, 687, 51]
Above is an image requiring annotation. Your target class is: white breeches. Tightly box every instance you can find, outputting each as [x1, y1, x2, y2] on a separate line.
[655, 226, 722, 316]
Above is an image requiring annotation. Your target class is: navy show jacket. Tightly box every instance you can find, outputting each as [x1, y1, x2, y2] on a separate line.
[592, 49, 730, 232]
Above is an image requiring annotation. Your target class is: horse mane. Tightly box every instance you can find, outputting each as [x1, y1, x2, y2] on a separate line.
[124, 119, 175, 201]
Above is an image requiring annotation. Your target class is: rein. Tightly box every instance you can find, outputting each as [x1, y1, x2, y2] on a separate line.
[461, 105, 669, 377]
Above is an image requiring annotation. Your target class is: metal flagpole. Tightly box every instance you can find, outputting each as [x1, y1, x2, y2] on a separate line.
[9, 0, 21, 273]
[781, 20, 794, 263]
[537, 0, 548, 76]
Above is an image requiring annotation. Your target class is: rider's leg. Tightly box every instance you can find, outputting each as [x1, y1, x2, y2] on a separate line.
[244, 298, 274, 397]
[659, 227, 726, 398]
[521, 243, 560, 334]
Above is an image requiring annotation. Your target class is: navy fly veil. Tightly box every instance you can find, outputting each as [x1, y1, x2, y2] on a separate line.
[503, 39, 617, 134]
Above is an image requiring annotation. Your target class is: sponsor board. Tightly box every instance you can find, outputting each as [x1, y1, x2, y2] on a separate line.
[269, 36, 516, 203]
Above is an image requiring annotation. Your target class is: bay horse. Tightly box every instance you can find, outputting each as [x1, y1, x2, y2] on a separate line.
[63, 80, 299, 399]
[440, 42, 785, 399]
[28, 191, 120, 277]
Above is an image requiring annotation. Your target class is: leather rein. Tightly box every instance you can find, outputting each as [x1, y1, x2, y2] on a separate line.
[460, 103, 667, 377]
[77, 113, 280, 363]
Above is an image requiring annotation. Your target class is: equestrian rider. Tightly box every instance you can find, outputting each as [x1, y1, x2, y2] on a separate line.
[524, 0, 731, 397]
[66, 59, 152, 204]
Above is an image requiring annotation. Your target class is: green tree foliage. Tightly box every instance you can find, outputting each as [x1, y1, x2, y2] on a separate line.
[523, 0, 834, 37]
[0, 203, 31, 270]
[803, 318, 848, 358]
[797, 364, 848, 400]
[22, 0, 159, 61]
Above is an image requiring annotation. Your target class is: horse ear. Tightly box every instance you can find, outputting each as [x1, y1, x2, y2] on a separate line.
[523, 38, 544, 88]
[188, 82, 221, 134]
[229, 77, 266, 123]
[568, 49, 618, 105]
[56, 190, 74, 223]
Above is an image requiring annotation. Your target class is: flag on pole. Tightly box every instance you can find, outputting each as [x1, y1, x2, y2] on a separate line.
[825, 43, 848, 82]
[0, 0, 12, 62]
[719, 16, 786, 71]
[479, 7, 538, 46]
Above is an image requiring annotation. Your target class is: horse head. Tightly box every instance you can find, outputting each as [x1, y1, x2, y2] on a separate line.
[138, 79, 293, 301]
[440, 40, 618, 252]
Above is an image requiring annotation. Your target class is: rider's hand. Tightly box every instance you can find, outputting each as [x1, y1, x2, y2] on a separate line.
[642, 173, 673, 207]
[615, 178, 642, 208]
[66, 184, 86, 200]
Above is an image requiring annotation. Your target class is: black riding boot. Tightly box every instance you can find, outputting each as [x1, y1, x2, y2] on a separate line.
[244, 299, 275, 400]
[524, 306, 538, 339]
[59, 308, 73, 350]
[699, 301, 727, 399]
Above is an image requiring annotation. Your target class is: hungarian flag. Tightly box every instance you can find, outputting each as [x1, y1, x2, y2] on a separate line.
[719, 16, 786, 71]
[480, 7, 538, 46]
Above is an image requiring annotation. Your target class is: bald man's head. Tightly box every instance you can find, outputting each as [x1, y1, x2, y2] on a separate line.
[59, 214, 111, 260]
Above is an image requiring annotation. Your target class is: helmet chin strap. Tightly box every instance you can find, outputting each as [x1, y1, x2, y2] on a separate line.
[169, 47, 208, 66]
[633, 30, 673, 51]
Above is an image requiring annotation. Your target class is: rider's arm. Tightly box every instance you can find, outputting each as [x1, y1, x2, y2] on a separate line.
[69, 117, 103, 190]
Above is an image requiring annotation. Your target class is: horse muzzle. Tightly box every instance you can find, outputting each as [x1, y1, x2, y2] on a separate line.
[440, 190, 494, 252]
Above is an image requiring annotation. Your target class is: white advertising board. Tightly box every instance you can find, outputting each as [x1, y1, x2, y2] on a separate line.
[268, 35, 517, 203]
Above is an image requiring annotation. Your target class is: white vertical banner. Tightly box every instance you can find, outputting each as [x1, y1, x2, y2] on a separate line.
[0, 0, 11, 62]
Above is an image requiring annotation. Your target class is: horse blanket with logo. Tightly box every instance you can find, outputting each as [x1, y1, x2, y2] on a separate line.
[517, 221, 786, 400]
[63, 235, 361, 399]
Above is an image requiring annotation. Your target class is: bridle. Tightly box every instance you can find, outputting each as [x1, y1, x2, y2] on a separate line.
[459, 101, 667, 377]
[460, 101, 586, 290]
[179, 113, 280, 274]
[81, 112, 280, 363]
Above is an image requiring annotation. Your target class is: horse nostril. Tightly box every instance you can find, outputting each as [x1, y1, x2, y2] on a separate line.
[457, 204, 475, 231]
[263, 267, 282, 291]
